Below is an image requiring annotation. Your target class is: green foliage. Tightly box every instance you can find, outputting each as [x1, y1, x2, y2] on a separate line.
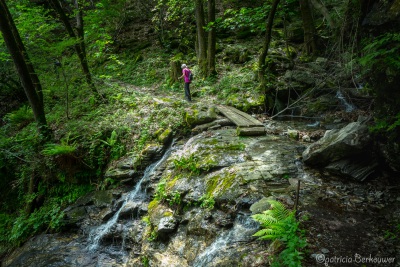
[148, 229, 158, 241]
[152, 0, 195, 49]
[383, 221, 400, 240]
[370, 112, 400, 134]
[5, 183, 92, 247]
[42, 143, 76, 156]
[360, 33, 400, 71]
[173, 154, 201, 175]
[154, 179, 167, 201]
[168, 191, 181, 207]
[217, 0, 297, 34]
[199, 194, 215, 210]
[142, 216, 151, 226]
[4, 105, 34, 126]
[154, 179, 181, 207]
[141, 255, 150, 267]
[252, 200, 307, 267]
[100, 130, 125, 160]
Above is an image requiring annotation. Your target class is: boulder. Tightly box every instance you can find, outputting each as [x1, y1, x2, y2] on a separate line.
[185, 106, 217, 127]
[302, 121, 372, 166]
[157, 216, 178, 234]
[302, 119, 379, 181]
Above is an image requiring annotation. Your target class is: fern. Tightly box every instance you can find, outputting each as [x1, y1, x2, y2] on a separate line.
[252, 199, 307, 267]
[42, 143, 76, 156]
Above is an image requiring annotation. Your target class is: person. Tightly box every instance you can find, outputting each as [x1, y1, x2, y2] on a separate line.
[179, 64, 192, 102]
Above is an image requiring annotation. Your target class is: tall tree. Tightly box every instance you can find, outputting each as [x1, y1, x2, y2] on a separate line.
[48, 0, 102, 100]
[0, 0, 49, 137]
[299, 0, 318, 56]
[195, 0, 207, 76]
[258, 0, 280, 88]
[207, 0, 216, 76]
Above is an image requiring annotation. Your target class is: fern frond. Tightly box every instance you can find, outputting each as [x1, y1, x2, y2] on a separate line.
[252, 213, 278, 226]
[268, 199, 291, 221]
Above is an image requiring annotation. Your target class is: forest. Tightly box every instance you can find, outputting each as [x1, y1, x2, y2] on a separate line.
[1, 0, 400, 266]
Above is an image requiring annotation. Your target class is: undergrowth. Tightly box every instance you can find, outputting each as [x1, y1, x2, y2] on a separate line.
[252, 199, 308, 267]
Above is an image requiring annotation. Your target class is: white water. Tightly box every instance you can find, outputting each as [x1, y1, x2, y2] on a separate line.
[87, 145, 174, 251]
[192, 215, 259, 267]
[336, 90, 356, 112]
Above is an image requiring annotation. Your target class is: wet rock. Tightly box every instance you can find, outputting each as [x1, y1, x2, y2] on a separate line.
[158, 216, 178, 233]
[119, 200, 148, 220]
[139, 143, 165, 167]
[75, 190, 114, 208]
[102, 223, 125, 241]
[62, 206, 87, 227]
[104, 168, 136, 180]
[212, 210, 234, 228]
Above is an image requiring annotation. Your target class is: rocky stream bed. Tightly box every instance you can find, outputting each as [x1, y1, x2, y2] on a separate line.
[2, 110, 400, 267]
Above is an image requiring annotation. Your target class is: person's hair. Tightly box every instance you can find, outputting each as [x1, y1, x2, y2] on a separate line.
[181, 64, 187, 69]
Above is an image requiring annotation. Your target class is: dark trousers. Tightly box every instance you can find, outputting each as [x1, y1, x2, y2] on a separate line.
[184, 82, 191, 101]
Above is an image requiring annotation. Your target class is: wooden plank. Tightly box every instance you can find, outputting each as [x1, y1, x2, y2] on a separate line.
[237, 127, 266, 136]
[224, 106, 263, 126]
[216, 105, 251, 126]
[216, 105, 263, 127]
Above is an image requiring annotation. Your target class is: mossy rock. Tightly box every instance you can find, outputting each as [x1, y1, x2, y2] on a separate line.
[225, 93, 264, 112]
[185, 106, 217, 127]
[157, 128, 173, 145]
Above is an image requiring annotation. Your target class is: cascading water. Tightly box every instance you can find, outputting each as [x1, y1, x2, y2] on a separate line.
[87, 144, 175, 252]
[192, 214, 259, 267]
[336, 90, 356, 112]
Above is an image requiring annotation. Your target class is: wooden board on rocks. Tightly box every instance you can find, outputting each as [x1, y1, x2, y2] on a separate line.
[216, 105, 263, 127]
[216, 105, 265, 136]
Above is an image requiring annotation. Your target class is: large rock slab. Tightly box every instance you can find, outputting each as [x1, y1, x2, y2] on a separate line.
[302, 121, 371, 166]
[302, 119, 378, 181]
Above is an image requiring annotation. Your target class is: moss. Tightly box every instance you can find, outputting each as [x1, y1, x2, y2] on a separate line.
[185, 109, 199, 126]
[215, 142, 246, 151]
[163, 211, 173, 217]
[203, 138, 219, 145]
[148, 199, 160, 213]
[157, 128, 172, 145]
[153, 128, 164, 138]
[206, 169, 238, 196]
[166, 175, 180, 190]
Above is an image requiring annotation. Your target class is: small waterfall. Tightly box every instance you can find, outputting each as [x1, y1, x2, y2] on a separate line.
[87, 144, 174, 251]
[192, 214, 259, 267]
[336, 90, 356, 112]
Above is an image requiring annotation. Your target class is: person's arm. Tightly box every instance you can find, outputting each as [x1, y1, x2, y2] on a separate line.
[179, 69, 185, 79]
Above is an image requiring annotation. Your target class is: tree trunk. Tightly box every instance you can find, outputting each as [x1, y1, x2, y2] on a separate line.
[300, 0, 318, 56]
[0, 0, 50, 138]
[207, 0, 216, 76]
[195, 0, 207, 77]
[258, 0, 280, 86]
[169, 60, 181, 85]
[49, 0, 102, 101]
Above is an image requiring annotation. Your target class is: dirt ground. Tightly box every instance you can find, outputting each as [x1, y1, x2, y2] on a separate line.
[298, 172, 400, 267]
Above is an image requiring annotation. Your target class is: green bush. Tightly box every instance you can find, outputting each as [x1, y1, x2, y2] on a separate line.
[4, 105, 34, 126]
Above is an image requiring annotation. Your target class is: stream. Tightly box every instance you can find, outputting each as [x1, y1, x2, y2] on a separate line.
[2, 125, 399, 267]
